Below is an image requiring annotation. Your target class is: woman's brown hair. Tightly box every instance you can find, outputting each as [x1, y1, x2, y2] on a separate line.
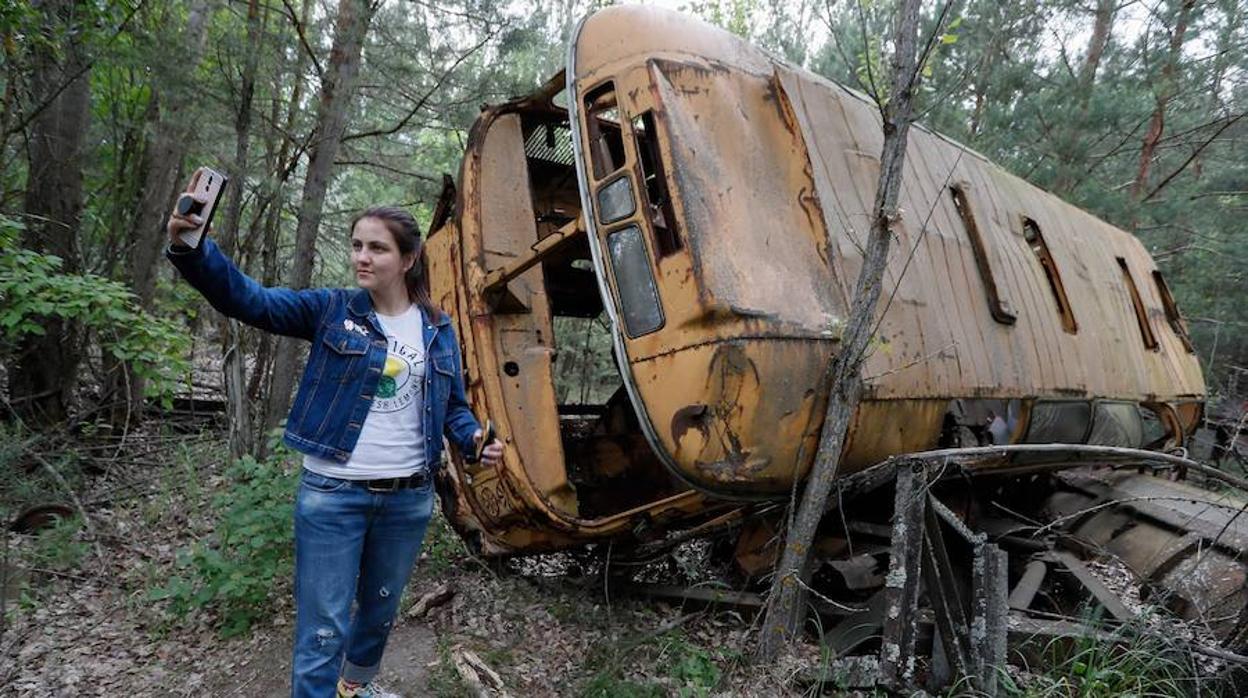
[350, 206, 441, 321]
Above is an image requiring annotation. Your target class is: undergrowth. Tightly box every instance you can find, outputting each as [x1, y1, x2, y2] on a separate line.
[1001, 614, 1202, 697]
[580, 627, 727, 698]
[420, 508, 470, 576]
[148, 443, 298, 637]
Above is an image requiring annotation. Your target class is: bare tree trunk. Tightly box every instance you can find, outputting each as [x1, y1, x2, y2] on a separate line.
[217, 0, 267, 461]
[1132, 0, 1196, 198]
[756, 0, 926, 661]
[106, 0, 212, 425]
[1052, 0, 1114, 194]
[261, 0, 376, 447]
[9, 0, 92, 426]
[251, 0, 313, 453]
[0, 29, 20, 191]
[966, 2, 1006, 140]
[126, 0, 213, 306]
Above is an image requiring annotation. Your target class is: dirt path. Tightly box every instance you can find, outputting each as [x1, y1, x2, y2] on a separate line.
[201, 620, 439, 695]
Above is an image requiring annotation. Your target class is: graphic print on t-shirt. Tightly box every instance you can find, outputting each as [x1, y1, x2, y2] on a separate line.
[372, 338, 424, 413]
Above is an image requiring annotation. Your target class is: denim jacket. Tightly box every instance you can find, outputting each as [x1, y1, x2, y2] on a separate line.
[167, 237, 479, 469]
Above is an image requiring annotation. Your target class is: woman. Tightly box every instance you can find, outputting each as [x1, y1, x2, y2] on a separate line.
[167, 201, 501, 698]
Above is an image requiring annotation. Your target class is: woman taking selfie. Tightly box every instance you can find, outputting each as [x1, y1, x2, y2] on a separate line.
[167, 199, 501, 698]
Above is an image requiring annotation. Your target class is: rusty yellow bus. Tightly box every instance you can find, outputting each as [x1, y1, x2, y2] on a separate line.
[423, 6, 1205, 555]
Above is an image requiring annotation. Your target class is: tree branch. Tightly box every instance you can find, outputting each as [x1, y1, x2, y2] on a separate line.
[341, 31, 494, 143]
[280, 0, 323, 80]
[1143, 110, 1248, 202]
[1, 0, 147, 140]
[334, 159, 439, 182]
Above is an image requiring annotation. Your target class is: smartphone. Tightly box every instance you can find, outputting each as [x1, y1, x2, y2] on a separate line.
[174, 167, 228, 249]
[469, 419, 496, 464]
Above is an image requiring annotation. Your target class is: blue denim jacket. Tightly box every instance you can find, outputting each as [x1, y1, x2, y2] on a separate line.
[167, 237, 479, 469]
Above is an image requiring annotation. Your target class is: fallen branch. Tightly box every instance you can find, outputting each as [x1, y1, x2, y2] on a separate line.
[26, 449, 105, 561]
[451, 645, 509, 698]
[407, 583, 454, 619]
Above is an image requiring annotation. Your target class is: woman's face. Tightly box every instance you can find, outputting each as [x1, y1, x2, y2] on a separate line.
[351, 217, 414, 295]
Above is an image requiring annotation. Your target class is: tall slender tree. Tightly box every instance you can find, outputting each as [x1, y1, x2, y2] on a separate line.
[10, 0, 94, 424]
[1132, 0, 1199, 199]
[262, 0, 378, 443]
[126, 0, 214, 308]
[1051, 0, 1115, 195]
[757, 0, 932, 660]
[217, 0, 268, 460]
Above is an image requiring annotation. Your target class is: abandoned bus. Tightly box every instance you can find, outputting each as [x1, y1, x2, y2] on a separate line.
[423, 6, 1205, 555]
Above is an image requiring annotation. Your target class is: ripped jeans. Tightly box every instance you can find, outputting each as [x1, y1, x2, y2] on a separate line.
[291, 469, 434, 697]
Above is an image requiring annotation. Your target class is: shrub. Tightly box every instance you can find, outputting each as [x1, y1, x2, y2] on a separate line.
[149, 449, 297, 637]
[0, 214, 190, 407]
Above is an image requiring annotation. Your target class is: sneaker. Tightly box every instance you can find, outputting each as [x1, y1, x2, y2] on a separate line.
[336, 678, 400, 698]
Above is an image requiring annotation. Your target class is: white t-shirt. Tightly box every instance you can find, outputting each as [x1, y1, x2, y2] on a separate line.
[303, 304, 428, 479]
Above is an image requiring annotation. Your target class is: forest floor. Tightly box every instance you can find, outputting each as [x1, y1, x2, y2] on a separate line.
[4, 421, 1247, 696]
[0, 424, 813, 697]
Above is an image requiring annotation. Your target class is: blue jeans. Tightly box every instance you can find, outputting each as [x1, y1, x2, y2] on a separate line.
[291, 469, 434, 697]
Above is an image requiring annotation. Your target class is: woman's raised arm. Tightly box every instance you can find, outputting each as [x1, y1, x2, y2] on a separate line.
[166, 235, 331, 341]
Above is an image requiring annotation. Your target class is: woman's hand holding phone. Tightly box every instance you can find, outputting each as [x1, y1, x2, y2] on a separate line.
[167, 193, 206, 247]
[472, 421, 502, 467]
[167, 167, 227, 249]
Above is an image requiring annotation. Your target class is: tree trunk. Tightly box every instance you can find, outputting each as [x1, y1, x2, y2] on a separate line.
[126, 0, 213, 307]
[1052, 0, 1115, 195]
[1209, 0, 1241, 105]
[966, 2, 1006, 141]
[1132, 0, 1196, 199]
[217, 0, 267, 461]
[9, 0, 93, 425]
[106, 0, 212, 425]
[248, 0, 311, 439]
[0, 28, 20, 196]
[261, 0, 376, 447]
[756, 0, 926, 661]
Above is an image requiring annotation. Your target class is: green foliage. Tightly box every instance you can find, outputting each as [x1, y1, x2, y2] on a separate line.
[0, 215, 190, 407]
[552, 315, 618, 405]
[147, 449, 298, 637]
[664, 634, 721, 698]
[682, 0, 758, 39]
[579, 629, 726, 698]
[420, 510, 468, 576]
[1001, 616, 1197, 697]
[24, 515, 89, 573]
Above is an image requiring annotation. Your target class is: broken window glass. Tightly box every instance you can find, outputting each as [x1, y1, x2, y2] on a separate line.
[606, 225, 664, 337]
[632, 111, 682, 257]
[583, 82, 626, 180]
[597, 175, 636, 224]
[1152, 269, 1195, 353]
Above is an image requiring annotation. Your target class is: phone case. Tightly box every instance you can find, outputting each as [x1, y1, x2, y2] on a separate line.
[176, 167, 228, 249]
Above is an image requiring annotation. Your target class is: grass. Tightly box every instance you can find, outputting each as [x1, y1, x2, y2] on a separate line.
[146, 448, 299, 637]
[0, 424, 93, 619]
[578, 627, 727, 698]
[420, 508, 470, 576]
[23, 514, 89, 573]
[427, 636, 472, 697]
[1000, 614, 1203, 697]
